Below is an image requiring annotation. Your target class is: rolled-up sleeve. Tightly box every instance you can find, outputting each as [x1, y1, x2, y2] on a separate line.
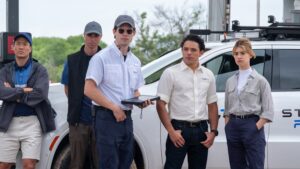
[156, 69, 173, 103]
[224, 80, 230, 117]
[206, 71, 218, 104]
[260, 79, 274, 121]
[85, 54, 104, 86]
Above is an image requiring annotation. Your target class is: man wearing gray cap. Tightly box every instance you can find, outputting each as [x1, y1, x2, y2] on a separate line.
[85, 15, 150, 169]
[61, 21, 102, 169]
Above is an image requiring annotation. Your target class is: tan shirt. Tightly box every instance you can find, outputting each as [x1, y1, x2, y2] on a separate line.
[224, 69, 274, 121]
[157, 61, 218, 121]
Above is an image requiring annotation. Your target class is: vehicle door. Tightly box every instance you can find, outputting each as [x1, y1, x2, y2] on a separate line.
[267, 44, 300, 169]
[202, 44, 272, 169]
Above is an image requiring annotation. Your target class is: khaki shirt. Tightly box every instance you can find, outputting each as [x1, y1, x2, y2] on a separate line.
[224, 69, 274, 121]
[157, 61, 218, 121]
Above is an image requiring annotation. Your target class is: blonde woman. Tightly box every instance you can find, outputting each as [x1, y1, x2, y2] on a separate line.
[224, 38, 274, 169]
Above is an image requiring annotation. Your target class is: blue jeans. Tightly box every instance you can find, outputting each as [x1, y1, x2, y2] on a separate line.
[225, 115, 266, 169]
[164, 120, 208, 169]
[94, 106, 133, 169]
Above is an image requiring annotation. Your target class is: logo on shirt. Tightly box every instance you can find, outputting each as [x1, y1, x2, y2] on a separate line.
[15, 84, 27, 88]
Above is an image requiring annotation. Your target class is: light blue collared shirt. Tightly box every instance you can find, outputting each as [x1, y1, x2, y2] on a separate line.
[86, 43, 144, 110]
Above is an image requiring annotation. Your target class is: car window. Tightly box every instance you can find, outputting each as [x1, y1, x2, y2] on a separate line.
[273, 49, 300, 90]
[144, 47, 218, 85]
[204, 50, 266, 92]
[145, 59, 181, 85]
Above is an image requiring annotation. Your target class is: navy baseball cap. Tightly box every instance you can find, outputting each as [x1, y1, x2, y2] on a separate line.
[14, 33, 32, 46]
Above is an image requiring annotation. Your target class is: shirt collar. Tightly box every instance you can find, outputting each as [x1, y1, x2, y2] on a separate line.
[235, 67, 258, 79]
[80, 45, 101, 57]
[112, 42, 131, 53]
[14, 58, 32, 70]
[249, 68, 259, 79]
[111, 43, 132, 61]
[179, 61, 202, 72]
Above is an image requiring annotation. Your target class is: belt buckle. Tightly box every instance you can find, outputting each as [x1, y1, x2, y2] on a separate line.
[189, 122, 196, 127]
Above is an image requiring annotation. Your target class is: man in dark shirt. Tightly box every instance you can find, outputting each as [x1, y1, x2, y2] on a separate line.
[0, 33, 50, 169]
[61, 21, 102, 169]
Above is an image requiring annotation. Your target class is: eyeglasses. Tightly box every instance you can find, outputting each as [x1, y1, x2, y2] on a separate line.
[118, 28, 134, 35]
[87, 33, 100, 37]
[15, 42, 30, 47]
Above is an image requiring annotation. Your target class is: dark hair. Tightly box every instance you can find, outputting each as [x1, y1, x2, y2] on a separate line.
[180, 34, 205, 51]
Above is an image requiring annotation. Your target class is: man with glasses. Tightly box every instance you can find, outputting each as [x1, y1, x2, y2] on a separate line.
[0, 33, 52, 169]
[85, 15, 150, 169]
[61, 21, 102, 169]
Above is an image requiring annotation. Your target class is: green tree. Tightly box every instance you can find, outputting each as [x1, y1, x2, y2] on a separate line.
[32, 35, 106, 82]
[133, 2, 205, 65]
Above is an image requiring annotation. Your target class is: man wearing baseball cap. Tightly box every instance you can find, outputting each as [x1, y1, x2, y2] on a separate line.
[0, 32, 54, 169]
[85, 15, 151, 169]
[61, 21, 102, 169]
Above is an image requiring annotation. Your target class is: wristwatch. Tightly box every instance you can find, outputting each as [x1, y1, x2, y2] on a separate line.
[211, 129, 219, 136]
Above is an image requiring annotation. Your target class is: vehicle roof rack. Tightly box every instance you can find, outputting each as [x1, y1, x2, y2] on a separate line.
[189, 29, 233, 42]
[190, 15, 300, 41]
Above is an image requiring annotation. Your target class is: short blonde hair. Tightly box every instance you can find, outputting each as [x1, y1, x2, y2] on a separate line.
[232, 38, 256, 59]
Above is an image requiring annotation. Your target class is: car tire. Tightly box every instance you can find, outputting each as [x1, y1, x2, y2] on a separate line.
[52, 145, 70, 169]
[51, 144, 138, 169]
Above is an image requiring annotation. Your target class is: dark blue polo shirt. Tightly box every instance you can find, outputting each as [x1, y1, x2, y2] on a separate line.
[14, 59, 36, 116]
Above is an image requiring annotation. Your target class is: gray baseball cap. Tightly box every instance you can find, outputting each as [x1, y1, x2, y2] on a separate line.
[114, 15, 135, 28]
[84, 21, 102, 35]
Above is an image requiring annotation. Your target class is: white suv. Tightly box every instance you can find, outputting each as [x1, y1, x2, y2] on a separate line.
[26, 39, 299, 169]
[134, 40, 300, 169]
[8, 23, 300, 169]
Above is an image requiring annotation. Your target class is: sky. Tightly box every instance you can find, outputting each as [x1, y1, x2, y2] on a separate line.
[0, 0, 283, 44]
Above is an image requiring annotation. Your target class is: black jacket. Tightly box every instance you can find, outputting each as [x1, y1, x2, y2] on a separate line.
[67, 45, 101, 125]
[0, 60, 55, 133]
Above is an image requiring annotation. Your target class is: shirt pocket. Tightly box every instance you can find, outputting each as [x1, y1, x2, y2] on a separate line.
[227, 83, 235, 92]
[227, 85, 236, 97]
[199, 77, 210, 88]
[128, 64, 140, 90]
[243, 87, 259, 103]
[104, 64, 122, 88]
[198, 76, 210, 96]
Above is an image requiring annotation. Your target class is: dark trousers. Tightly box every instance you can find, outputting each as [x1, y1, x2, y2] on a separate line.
[164, 120, 208, 169]
[94, 106, 133, 169]
[225, 116, 266, 169]
[69, 123, 98, 169]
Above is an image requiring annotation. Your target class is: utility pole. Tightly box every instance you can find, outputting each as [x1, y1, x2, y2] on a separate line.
[1, 0, 19, 67]
[208, 0, 230, 41]
[6, 0, 19, 32]
[257, 0, 260, 26]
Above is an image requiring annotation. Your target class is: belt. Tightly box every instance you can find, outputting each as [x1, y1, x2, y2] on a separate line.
[171, 119, 208, 128]
[93, 105, 132, 115]
[230, 114, 258, 119]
